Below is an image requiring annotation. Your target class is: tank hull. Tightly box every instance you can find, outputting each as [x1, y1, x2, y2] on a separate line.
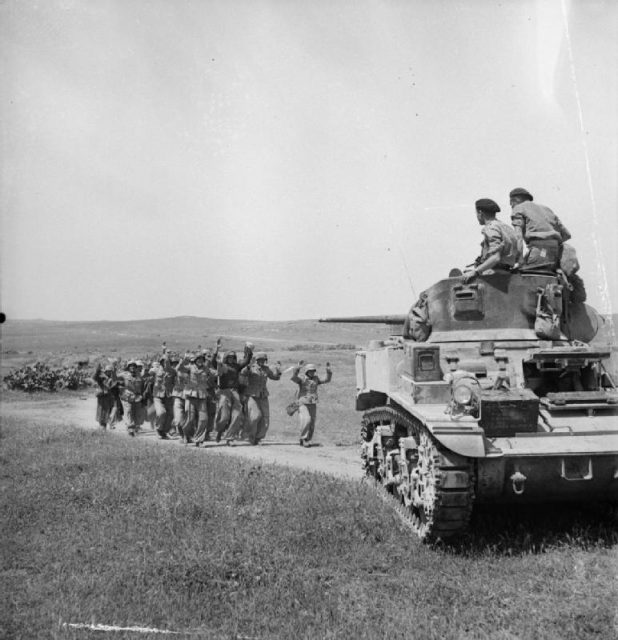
[351, 272, 618, 540]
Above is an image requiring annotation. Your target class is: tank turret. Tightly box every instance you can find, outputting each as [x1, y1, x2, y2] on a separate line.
[329, 270, 618, 542]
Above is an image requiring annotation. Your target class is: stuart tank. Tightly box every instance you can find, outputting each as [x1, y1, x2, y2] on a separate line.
[321, 270, 618, 542]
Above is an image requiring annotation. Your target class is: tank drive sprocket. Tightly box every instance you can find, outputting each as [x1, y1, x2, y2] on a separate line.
[361, 406, 475, 542]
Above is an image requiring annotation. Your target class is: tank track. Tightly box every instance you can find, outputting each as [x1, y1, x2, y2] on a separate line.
[361, 405, 475, 542]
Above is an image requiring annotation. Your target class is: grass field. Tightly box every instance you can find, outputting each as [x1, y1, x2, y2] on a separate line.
[2, 317, 618, 639]
[2, 411, 617, 639]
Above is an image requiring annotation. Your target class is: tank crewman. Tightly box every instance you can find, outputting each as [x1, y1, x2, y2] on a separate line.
[93, 362, 119, 429]
[240, 352, 282, 445]
[117, 359, 146, 437]
[216, 342, 254, 442]
[291, 361, 332, 447]
[463, 198, 521, 283]
[149, 348, 177, 440]
[170, 352, 188, 438]
[509, 187, 571, 270]
[177, 352, 217, 445]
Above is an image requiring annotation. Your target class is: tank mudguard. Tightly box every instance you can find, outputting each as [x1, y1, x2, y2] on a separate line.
[389, 392, 488, 458]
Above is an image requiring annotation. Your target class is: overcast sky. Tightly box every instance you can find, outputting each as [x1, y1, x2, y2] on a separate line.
[1, 0, 616, 321]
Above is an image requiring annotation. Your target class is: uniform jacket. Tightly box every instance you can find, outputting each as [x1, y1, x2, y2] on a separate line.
[93, 368, 119, 397]
[291, 368, 332, 405]
[479, 220, 519, 267]
[217, 350, 252, 390]
[511, 202, 571, 243]
[149, 362, 177, 398]
[178, 362, 217, 399]
[240, 363, 281, 398]
[118, 371, 144, 402]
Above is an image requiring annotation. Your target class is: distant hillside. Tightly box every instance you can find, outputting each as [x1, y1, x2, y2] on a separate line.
[1, 316, 393, 357]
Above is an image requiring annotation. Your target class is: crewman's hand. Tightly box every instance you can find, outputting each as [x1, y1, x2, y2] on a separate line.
[462, 269, 478, 284]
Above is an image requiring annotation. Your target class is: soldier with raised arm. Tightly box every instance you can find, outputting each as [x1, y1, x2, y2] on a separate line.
[291, 361, 332, 447]
[216, 341, 254, 443]
[148, 344, 177, 439]
[240, 352, 281, 445]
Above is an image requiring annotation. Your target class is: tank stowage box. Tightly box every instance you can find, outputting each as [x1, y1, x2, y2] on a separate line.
[322, 271, 618, 542]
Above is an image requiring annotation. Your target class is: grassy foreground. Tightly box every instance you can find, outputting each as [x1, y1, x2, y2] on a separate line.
[1, 417, 617, 640]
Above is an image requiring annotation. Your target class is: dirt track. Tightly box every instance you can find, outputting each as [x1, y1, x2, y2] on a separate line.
[2, 395, 363, 481]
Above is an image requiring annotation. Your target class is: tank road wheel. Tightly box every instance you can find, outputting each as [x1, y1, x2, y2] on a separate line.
[361, 407, 408, 490]
[360, 406, 474, 542]
[408, 430, 475, 542]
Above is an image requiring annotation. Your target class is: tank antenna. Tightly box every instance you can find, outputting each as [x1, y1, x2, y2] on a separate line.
[561, 0, 615, 342]
[387, 213, 417, 300]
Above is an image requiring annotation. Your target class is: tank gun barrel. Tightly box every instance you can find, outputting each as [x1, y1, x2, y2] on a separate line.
[319, 315, 406, 325]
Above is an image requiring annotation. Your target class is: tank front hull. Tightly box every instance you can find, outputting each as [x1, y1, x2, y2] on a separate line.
[477, 453, 618, 504]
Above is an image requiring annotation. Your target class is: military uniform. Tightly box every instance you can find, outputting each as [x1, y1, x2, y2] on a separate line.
[177, 359, 217, 443]
[93, 364, 119, 428]
[478, 219, 519, 270]
[240, 356, 281, 444]
[171, 363, 188, 437]
[149, 356, 177, 437]
[216, 347, 253, 441]
[511, 200, 571, 270]
[291, 364, 332, 445]
[117, 365, 146, 435]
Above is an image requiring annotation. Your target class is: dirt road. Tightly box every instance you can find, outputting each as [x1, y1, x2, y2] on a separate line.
[2, 395, 363, 481]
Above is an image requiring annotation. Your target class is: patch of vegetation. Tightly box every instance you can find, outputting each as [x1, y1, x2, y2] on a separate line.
[1, 417, 617, 640]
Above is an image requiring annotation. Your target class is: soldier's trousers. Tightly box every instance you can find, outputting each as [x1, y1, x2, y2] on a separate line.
[299, 403, 317, 443]
[244, 396, 270, 444]
[95, 395, 114, 428]
[121, 400, 146, 433]
[172, 397, 186, 435]
[183, 397, 208, 442]
[153, 396, 174, 433]
[217, 389, 243, 440]
[194, 397, 216, 444]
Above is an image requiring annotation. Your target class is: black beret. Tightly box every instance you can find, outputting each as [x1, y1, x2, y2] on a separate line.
[475, 198, 501, 214]
[509, 187, 533, 200]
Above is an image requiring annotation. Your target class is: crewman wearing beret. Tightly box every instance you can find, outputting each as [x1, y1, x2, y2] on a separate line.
[509, 187, 571, 271]
[463, 198, 521, 283]
[239, 352, 281, 445]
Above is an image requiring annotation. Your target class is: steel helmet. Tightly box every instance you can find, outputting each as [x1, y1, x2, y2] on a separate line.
[224, 350, 237, 362]
[255, 352, 268, 362]
[304, 364, 317, 373]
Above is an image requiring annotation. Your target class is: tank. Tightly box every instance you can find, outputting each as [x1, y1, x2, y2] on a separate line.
[321, 271, 618, 542]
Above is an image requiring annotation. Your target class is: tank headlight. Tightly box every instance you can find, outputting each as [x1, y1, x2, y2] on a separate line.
[453, 384, 473, 405]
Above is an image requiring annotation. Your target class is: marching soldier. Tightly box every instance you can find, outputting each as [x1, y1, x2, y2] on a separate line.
[240, 352, 281, 445]
[93, 362, 119, 429]
[117, 360, 146, 437]
[291, 361, 332, 446]
[170, 352, 187, 438]
[176, 351, 217, 445]
[149, 348, 177, 439]
[216, 342, 254, 443]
